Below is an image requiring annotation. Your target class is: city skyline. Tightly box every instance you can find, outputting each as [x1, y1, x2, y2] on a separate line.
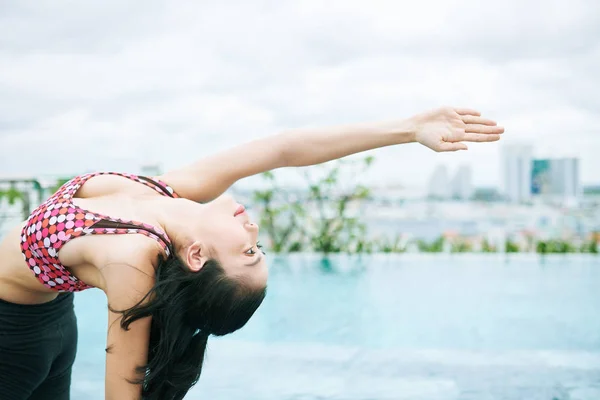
[1, 151, 596, 194]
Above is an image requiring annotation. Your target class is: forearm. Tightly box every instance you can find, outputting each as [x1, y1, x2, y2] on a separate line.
[278, 119, 417, 167]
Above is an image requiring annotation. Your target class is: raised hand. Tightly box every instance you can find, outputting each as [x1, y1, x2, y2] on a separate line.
[413, 107, 504, 152]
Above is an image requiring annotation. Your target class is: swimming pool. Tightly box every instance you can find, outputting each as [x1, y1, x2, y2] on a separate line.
[71, 254, 600, 399]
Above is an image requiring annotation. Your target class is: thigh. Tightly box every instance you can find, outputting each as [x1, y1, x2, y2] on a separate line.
[0, 329, 56, 400]
[29, 311, 79, 400]
[0, 293, 78, 400]
[28, 368, 72, 400]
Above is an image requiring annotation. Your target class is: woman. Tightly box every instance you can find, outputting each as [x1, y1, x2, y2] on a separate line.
[0, 107, 503, 400]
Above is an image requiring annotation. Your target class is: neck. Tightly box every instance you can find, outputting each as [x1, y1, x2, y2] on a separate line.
[154, 197, 205, 252]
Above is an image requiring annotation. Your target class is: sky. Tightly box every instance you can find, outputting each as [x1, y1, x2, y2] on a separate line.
[0, 0, 599, 190]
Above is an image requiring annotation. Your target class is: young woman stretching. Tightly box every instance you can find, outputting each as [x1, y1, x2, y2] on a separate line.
[0, 107, 504, 400]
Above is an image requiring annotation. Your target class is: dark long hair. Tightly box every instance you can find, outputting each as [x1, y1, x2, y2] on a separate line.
[112, 253, 266, 400]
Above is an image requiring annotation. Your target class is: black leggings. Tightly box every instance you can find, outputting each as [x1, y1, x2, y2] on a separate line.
[0, 292, 78, 400]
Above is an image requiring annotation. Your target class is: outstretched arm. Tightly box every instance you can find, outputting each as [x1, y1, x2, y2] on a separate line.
[157, 107, 503, 203]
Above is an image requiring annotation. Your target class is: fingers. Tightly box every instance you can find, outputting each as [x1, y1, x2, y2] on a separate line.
[454, 108, 481, 116]
[439, 141, 468, 152]
[462, 132, 501, 142]
[464, 124, 505, 134]
[462, 115, 498, 126]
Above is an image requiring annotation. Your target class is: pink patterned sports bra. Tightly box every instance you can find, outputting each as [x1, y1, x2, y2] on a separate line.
[20, 172, 180, 292]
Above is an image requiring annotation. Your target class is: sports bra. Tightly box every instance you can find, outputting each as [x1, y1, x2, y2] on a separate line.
[20, 172, 180, 292]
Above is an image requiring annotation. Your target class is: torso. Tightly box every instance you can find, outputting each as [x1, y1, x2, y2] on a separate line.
[0, 173, 175, 305]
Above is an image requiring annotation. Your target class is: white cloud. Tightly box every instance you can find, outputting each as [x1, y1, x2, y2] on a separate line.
[0, 0, 599, 187]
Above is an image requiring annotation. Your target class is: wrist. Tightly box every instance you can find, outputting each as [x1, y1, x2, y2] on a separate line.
[381, 118, 417, 145]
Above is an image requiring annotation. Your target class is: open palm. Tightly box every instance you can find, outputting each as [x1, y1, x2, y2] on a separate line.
[414, 107, 504, 152]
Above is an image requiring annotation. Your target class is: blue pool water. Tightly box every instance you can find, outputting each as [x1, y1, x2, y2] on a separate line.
[71, 254, 600, 399]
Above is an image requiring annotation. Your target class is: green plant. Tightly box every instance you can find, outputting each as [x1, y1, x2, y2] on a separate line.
[536, 239, 577, 254]
[303, 157, 373, 254]
[536, 241, 547, 254]
[375, 235, 405, 253]
[252, 156, 374, 254]
[0, 187, 26, 205]
[355, 237, 375, 254]
[581, 239, 598, 254]
[451, 240, 472, 253]
[417, 236, 444, 253]
[252, 171, 307, 253]
[505, 239, 520, 253]
[481, 239, 496, 253]
[0, 185, 30, 224]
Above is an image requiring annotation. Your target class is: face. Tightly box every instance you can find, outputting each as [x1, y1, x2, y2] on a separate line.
[184, 193, 268, 288]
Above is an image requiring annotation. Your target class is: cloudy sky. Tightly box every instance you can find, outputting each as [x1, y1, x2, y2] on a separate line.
[0, 0, 598, 189]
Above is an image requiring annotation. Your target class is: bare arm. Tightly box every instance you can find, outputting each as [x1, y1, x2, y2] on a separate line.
[158, 107, 503, 203]
[103, 261, 155, 400]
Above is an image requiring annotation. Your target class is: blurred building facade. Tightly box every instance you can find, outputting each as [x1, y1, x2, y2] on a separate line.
[428, 164, 451, 199]
[502, 143, 533, 203]
[532, 158, 580, 202]
[502, 143, 581, 205]
[451, 164, 474, 200]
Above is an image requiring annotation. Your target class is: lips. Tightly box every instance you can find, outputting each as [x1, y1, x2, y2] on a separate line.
[234, 204, 246, 217]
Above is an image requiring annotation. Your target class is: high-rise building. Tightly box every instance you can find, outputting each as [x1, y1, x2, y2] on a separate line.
[531, 158, 580, 200]
[554, 158, 580, 199]
[502, 144, 533, 203]
[451, 164, 473, 200]
[428, 164, 451, 199]
[531, 159, 552, 195]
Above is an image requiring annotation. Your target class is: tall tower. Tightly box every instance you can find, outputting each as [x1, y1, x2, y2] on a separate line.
[428, 164, 451, 200]
[501, 143, 533, 203]
[451, 164, 474, 200]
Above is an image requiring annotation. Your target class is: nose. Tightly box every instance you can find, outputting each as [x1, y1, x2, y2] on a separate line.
[246, 222, 259, 233]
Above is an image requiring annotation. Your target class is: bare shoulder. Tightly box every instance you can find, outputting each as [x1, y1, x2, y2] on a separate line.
[101, 240, 161, 305]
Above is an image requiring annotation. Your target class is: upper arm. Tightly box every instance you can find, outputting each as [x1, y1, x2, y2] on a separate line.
[103, 262, 155, 400]
[157, 134, 287, 203]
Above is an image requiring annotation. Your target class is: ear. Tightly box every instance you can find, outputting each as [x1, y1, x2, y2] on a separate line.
[185, 241, 210, 272]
